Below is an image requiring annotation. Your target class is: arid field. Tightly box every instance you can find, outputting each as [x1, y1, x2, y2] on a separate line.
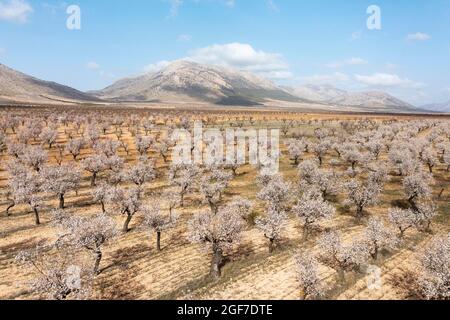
[0, 104, 449, 300]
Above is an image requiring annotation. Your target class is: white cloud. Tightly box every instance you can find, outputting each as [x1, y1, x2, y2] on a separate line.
[86, 62, 100, 70]
[187, 42, 292, 79]
[144, 60, 172, 73]
[177, 34, 192, 42]
[0, 0, 33, 23]
[407, 32, 431, 41]
[0, 47, 5, 54]
[326, 57, 367, 68]
[299, 72, 349, 84]
[354, 73, 423, 88]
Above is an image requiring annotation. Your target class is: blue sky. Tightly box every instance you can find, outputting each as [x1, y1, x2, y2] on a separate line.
[1, 0, 450, 105]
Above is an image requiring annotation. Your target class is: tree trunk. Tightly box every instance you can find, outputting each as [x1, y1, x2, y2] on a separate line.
[356, 205, 364, 220]
[6, 202, 15, 217]
[156, 232, 161, 251]
[59, 194, 65, 209]
[268, 238, 275, 253]
[93, 250, 102, 275]
[210, 245, 223, 279]
[33, 207, 40, 225]
[428, 164, 433, 174]
[438, 188, 444, 199]
[91, 172, 97, 187]
[180, 193, 185, 208]
[123, 214, 133, 233]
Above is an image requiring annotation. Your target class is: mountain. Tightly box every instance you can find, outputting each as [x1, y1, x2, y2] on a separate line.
[92, 60, 302, 105]
[286, 84, 417, 112]
[0, 63, 98, 104]
[284, 84, 347, 102]
[422, 101, 450, 113]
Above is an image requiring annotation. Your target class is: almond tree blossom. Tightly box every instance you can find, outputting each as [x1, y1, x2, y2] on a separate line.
[344, 178, 381, 219]
[81, 154, 108, 186]
[417, 233, 450, 300]
[15, 245, 92, 300]
[255, 206, 287, 253]
[388, 207, 417, 238]
[188, 207, 245, 278]
[40, 163, 82, 209]
[295, 251, 324, 300]
[54, 212, 118, 274]
[317, 231, 369, 281]
[293, 193, 335, 240]
[6, 162, 42, 224]
[141, 203, 178, 251]
[361, 217, 398, 260]
[66, 138, 85, 161]
[107, 186, 142, 232]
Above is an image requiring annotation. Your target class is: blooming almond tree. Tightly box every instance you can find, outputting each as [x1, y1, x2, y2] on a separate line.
[141, 204, 178, 251]
[255, 206, 288, 253]
[40, 164, 81, 209]
[39, 127, 58, 149]
[169, 164, 201, 207]
[388, 207, 417, 238]
[107, 187, 142, 233]
[199, 168, 233, 214]
[188, 206, 245, 279]
[403, 172, 433, 210]
[361, 217, 398, 260]
[66, 138, 85, 161]
[19, 145, 48, 172]
[317, 230, 369, 281]
[122, 157, 156, 188]
[416, 233, 450, 300]
[81, 154, 108, 187]
[257, 174, 292, 212]
[293, 193, 335, 240]
[55, 212, 118, 274]
[15, 245, 92, 300]
[345, 178, 381, 220]
[226, 197, 254, 223]
[6, 162, 42, 224]
[295, 251, 324, 300]
[286, 138, 305, 166]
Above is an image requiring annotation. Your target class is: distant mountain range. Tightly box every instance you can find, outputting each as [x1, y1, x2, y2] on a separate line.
[0, 63, 98, 104]
[422, 101, 450, 113]
[0, 61, 447, 113]
[90, 60, 302, 105]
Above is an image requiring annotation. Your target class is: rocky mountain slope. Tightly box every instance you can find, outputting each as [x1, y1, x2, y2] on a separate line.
[0, 63, 98, 103]
[91, 60, 302, 105]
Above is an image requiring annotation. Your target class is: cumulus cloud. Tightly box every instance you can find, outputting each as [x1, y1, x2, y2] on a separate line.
[407, 32, 431, 41]
[325, 57, 367, 69]
[299, 72, 350, 84]
[187, 42, 293, 79]
[354, 73, 423, 88]
[0, 0, 33, 23]
[86, 62, 100, 70]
